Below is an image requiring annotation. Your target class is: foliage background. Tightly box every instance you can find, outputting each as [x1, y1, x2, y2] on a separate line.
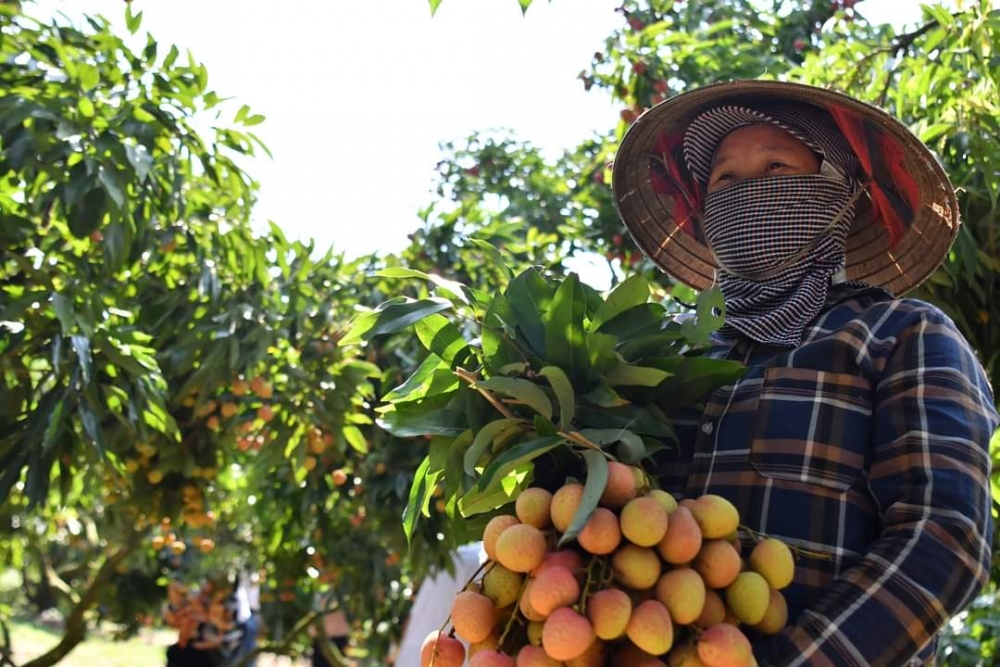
[1, 0, 998, 665]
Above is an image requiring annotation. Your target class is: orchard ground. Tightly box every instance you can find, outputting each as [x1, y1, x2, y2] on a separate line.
[8, 620, 309, 667]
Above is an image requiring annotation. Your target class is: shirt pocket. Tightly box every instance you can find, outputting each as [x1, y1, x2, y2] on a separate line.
[749, 367, 873, 491]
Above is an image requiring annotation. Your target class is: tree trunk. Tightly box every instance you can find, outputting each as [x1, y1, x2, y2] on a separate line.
[16, 544, 134, 667]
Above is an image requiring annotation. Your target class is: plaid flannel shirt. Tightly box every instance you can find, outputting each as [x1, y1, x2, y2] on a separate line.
[656, 285, 998, 666]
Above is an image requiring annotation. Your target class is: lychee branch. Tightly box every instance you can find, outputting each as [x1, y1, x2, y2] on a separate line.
[497, 576, 529, 649]
[454, 367, 517, 420]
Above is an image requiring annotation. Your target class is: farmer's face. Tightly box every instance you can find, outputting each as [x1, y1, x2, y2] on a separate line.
[707, 124, 821, 193]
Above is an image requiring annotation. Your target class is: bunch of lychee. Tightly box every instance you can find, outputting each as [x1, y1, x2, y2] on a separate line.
[420, 462, 795, 667]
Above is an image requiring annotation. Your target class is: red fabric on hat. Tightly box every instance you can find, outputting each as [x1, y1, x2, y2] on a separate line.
[827, 104, 918, 247]
[649, 132, 704, 241]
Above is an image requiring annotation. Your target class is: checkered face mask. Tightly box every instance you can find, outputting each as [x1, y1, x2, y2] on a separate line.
[703, 163, 856, 281]
[702, 162, 863, 347]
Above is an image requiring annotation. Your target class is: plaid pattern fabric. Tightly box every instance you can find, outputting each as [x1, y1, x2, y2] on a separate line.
[655, 285, 998, 667]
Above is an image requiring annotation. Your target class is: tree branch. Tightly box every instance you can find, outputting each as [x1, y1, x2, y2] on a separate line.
[17, 543, 136, 667]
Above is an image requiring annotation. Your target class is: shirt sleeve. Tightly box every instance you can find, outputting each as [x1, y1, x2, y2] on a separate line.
[764, 304, 998, 666]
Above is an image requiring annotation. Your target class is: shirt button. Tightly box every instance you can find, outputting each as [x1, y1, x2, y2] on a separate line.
[701, 422, 714, 435]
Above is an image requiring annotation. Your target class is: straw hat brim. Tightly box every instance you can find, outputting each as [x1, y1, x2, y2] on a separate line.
[612, 80, 959, 296]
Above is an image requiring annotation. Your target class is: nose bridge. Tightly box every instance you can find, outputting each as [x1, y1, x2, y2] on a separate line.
[733, 160, 769, 183]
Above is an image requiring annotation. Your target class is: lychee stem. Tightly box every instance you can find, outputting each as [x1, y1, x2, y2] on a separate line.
[455, 367, 517, 420]
[738, 524, 832, 561]
[498, 576, 530, 648]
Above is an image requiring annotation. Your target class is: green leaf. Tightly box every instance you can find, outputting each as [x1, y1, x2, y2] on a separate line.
[681, 286, 726, 346]
[476, 436, 562, 492]
[78, 63, 100, 92]
[342, 425, 368, 454]
[52, 293, 75, 334]
[376, 407, 468, 438]
[70, 335, 92, 383]
[339, 297, 453, 345]
[575, 404, 675, 438]
[559, 449, 608, 546]
[66, 187, 106, 237]
[544, 273, 589, 381]
[518, 0, 533, 13]
[482, 292, 523, 373]
[382, 354, 458, 404]
[415, 313, 473, 367]
[429, 0, 444, 15]
[506, 268, 553, 357]
[41, 396, 68, 456]
[375, 267, 473, 306]
[596, 303, 668, 340]
[592, 274, 650, 330]
[539, 366, 575, 430]
[402, 455, 431, 543]
[464, 418, 523, 477]
[533, 414, 558, 438]
[606, 362, 671, 387]
[459, 467, 531, 516]
[125, 5, 143, 33]
[652, 357, 747, 409]
[581, 381, 628, 408]
[476, 377, 553, 421]
[469, 238, 513, 282]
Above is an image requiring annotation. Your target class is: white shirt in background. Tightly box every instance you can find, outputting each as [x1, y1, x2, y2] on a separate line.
[393, 542, 486, 667]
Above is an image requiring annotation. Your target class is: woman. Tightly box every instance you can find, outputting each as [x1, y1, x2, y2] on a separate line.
[612, 80, 997, 666]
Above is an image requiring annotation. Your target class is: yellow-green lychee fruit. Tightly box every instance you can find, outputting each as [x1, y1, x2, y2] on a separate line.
[495, 523, 547, 573]
[748, 538, 794, 590]
[516, 487, 554, 529]
[621, 496, 670, 547]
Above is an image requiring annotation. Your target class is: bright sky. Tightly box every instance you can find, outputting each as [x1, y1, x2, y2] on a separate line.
[31, 0, 924, 262]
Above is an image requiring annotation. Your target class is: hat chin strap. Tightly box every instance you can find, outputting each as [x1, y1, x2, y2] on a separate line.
[705, 181, 871, 283]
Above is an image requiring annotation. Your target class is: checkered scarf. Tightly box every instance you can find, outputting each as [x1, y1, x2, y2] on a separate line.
[686, 104, 865, 347]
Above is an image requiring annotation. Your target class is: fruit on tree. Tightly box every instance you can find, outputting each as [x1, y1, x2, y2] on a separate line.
[483, 563, 524, 609]
[725, 572, 770, 625]
[331, 469, 349, 486]
[647, 489, 678, 514]
[542, 607, 595, 661]
[529, 565, 580, 616]
[657, 506, 702, 564]
[532, 549, 583, 577]
[752, 589, 788, 635]
[495, 523, 547, 573]
[665, 643, 707, 666]
[600, 461, 639, 509]
[697, 623, 754, 667]
[516, 487, 553, 529]
[420, 631, 465, 667]
[689, 495, 739, 540]
[484, 515, 522, 561]
[470, 650, 515, 667]
[250, 376, 272, 399]
[587, 587, 632, 640]
[621, 496, 669, 547]
[519, 579, 547, 622]
[451, 590, 498, 643]
[626, 600, 674, 656]
[612, 544, 662, 590]
[693, 540, 741, 589]
[470, 634, 501, 659]
[655, 567, 706, 625]
[748, 538, 794, 590]
[516, 645, 561, 667]
[565, 638, 607, 667]
[550, 484, 584, 533]
[578, 507, 622, 555]
[695, 589, 727, 628]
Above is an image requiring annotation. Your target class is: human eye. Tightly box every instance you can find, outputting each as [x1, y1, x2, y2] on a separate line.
[768, 161, 787, 171]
